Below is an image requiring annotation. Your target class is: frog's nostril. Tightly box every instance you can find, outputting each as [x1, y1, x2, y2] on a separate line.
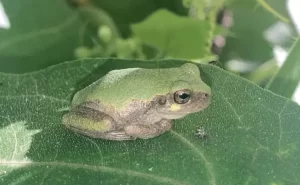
[204, 93, 209, 98]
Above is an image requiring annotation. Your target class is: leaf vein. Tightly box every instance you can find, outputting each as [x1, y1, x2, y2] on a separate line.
[277, 99, 289, 154]
[0, 161, 186, 185]
[170, 130, 216, 185]
[84, 137, 104, 166]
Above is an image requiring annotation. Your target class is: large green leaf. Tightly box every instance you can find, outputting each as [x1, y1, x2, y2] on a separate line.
[1, 58, 299, 185]
[0, 0, 85, 73]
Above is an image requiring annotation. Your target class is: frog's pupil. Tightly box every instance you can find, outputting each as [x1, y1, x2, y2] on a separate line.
[179, 93, 189, 100]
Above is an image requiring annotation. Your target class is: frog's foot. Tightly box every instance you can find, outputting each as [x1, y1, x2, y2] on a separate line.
[63, 105, 135, 140]
[124, 119, 172, 139]
[89, 131, 136, 140]
[65, 123, 135, 140]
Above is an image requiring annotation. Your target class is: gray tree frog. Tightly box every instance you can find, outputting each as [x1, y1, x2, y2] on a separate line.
[62, 63, 211, 140]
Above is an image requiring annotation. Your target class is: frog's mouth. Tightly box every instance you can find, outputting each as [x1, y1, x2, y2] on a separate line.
[160, 113, 187, 120]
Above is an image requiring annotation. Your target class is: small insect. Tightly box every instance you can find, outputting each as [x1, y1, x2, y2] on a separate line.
[195, 127, 208, 139]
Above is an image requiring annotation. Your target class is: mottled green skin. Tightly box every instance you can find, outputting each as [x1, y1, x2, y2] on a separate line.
[72, 63, 211, 110]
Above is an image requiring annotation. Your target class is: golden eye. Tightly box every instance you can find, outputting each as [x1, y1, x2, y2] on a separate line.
[174, 89, 191, 104]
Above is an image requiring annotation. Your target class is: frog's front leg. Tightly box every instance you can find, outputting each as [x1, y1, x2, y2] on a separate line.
[124, 119, 172, 139]
[62, 104, 134, 140]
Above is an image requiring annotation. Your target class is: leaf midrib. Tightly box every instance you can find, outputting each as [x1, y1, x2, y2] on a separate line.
[0, 160, 186, 185]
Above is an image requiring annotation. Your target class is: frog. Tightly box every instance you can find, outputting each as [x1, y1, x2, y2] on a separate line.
[62, 63, 211, 140]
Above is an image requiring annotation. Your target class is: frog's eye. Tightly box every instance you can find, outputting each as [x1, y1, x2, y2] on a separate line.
[174, 89, 191, 104]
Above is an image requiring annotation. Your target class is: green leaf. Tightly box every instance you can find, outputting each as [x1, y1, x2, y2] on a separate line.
[90, 0, 187, 37]
[0, 0, 86, 73]
[131, 9, 217, 59]
[266, 38, 300, 98]
[220, 0, 293, 65]
[1, 58, 300, 184]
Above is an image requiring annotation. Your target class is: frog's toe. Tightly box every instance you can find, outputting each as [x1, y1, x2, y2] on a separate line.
[98, 131, 136, 140]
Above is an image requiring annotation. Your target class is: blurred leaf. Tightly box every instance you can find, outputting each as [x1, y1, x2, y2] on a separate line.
[266, 38, 300, 98]
[246, 58, 279, 84]
[91, 0, 187, 37]
[131, 9, 218, 59]
[1, 58, 300, 185]
[0, 0, 86, 73]
[220, 0, 293, 65]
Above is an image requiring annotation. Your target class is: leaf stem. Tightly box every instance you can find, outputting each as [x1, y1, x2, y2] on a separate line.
[256, 0, 290, 23]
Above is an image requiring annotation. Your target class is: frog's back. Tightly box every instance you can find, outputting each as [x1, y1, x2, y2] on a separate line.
[72, 63, 201, 108]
